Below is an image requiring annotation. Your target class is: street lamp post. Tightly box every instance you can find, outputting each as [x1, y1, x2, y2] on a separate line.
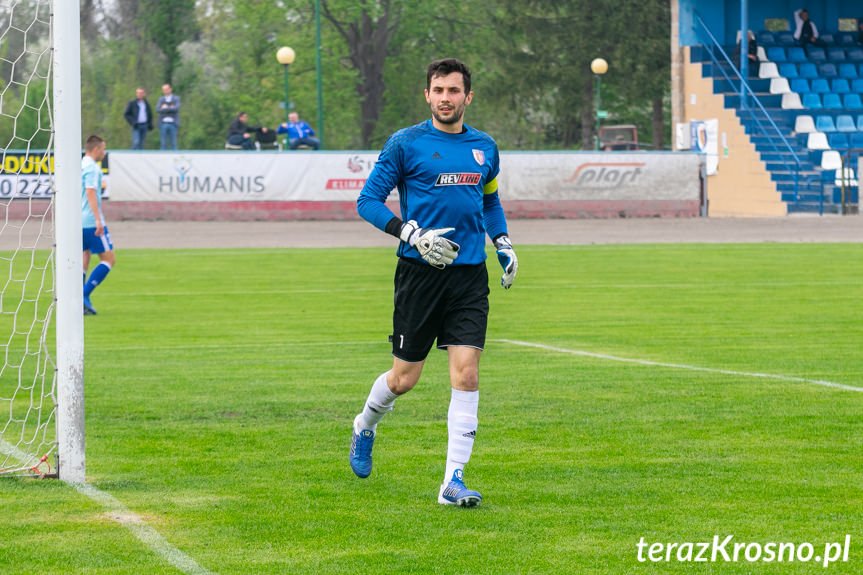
[276, 46, 296, 145]
[590, 57, 608, 151]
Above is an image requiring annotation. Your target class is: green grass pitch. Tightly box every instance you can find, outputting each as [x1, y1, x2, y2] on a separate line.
[1, 242, 863, 574]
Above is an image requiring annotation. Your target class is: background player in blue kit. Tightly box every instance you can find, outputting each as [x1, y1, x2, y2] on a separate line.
[351, 58, 518, 507]
[81, 135, 115, 315]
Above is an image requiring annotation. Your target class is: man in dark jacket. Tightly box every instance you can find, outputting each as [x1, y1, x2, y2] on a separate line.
[226, 112, 268, 150]
[123, 88, 153, 150]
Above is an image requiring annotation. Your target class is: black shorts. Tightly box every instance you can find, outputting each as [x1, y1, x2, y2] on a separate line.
[391, 257, 490, 362]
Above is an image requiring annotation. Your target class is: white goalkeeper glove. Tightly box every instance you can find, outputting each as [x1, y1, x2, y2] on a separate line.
[400, 220, 460, 269]
[494, 235, 518, 289]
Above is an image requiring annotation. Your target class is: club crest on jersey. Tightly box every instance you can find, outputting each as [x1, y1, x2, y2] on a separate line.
[435, 173, 482, 186]
[472, 149, 486, 165]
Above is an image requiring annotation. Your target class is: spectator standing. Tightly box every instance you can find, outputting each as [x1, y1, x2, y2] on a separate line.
[277, 111, 321, 150]
[226, 112, 268, 150]
[156, 83, 181, 150]
[81, 135, 115, 315]
[794, 8, 823, 47]
[123, 88, 153, 150]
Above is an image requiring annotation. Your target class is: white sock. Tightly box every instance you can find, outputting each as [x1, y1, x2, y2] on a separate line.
[357, 371, 397, 432]
[444, 389, 478, 484]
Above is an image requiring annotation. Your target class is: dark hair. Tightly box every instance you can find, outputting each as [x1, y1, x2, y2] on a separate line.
[427, 58, 471, 94]
[237, 111, 247, 119]
[85, 134, 104, 151]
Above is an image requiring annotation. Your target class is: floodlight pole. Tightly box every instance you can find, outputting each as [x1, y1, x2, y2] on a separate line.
[590, 58, 608, 151]
[315, 0, 324, 149]
[53, 0, 86, 482]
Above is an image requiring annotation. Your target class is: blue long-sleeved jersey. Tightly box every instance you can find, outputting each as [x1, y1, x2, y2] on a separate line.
[357, 119, 508, 266]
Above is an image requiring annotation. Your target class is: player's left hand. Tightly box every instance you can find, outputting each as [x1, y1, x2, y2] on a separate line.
[494, 235, 517, 289]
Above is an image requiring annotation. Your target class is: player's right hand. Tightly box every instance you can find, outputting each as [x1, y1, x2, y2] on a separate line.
[95, 224, 104, 237]
[400, 220, 460, 269]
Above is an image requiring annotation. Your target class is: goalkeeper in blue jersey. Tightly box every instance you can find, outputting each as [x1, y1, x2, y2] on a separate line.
[350, 58, 518, 507]
[81, 135, 115, 315]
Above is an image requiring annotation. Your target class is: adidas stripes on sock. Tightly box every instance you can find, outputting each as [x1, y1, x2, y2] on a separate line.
[84, 262, 112, 297]
[444, 388, 478, 484]
[358, 371, 398, 432]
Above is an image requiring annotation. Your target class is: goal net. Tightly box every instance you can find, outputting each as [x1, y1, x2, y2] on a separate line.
[0, 0, 76, 478]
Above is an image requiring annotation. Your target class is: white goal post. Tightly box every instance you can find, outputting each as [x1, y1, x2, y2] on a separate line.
[0, 0, 84, 481]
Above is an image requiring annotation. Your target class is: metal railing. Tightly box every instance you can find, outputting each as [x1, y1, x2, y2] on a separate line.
[694, 13, 801, 200]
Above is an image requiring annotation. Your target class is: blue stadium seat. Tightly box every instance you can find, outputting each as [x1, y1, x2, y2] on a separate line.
[806, 46, 827, 61]
[827, 47, 846, 61]
[776, 32, 796, 46]
[767, 46, 787, 62]
[790, 78, 810, 93]
[819, 63, 838, 78]
[823, 93, 843, 109]
[858, 115, 863, 131]
[844, 94, 863, 111]
[787, 46, 807, 62]
[852, 133, 863, 148]
[831, 78, 850, 93]
[848, 48, 863, 62]
[838, 63, 859, 78]
[836, 115, 857, 132]
[799, 62, 819, 78]
[811, 78, 830, 93]
[854, 79, 863, 93]
[816, 115, 837, 132]
[828, 133, 849, 149]
[778, 62, 798, 78]
[757, 30, 776, 46]
[803, 93, 823, 109]
[820, 33, 835, 45]
[837, 33, 855, 46]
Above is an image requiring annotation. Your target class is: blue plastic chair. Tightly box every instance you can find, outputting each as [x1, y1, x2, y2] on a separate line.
[816, 115, 837, 132]
[838, 63, 858, 78]
[837, 33, 855, 46]
[777, 32, 796, 46]
[757, 30, 776, 46]
[767, 46, 787, 62]
[848, 48, 863, 62]
[790, 78, 810, 93]
[831, 78, 850, 93]
[803, 93, 823, 109]
[820, 33, 835, 45]
[836, 115, 857, 132]
[788, 47, 807, 62]
[819, 63, 838, 78]
[778, 62, 798, 78]
[811, 78, 831, 93]
[854, 79, 863, 93]
[823, 93, 843, 109]
[799, 62, 819, 78]
[844, 94, 863, 111]
[851, 133, 863, 148]
[827, 47, 846, 61]
[828, 133, 849, 149]
[806, 47, 827, 61]
[858, 115, 863, 131]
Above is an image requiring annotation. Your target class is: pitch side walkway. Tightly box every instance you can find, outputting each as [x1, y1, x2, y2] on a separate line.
[108, 215, 863, 249]
[3, 215, 862, 250]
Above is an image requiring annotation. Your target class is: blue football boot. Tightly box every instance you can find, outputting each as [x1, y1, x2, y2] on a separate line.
[438, 469, 482, 507]
[349, 414, 375, 478]
[83, 295, 97, 315]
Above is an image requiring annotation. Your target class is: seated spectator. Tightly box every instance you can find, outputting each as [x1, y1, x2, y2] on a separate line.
[277, 111, 321, 150]
[227, 112, 268, 150]
[794, 8, 824, 47]
[734, 30, 759, 77]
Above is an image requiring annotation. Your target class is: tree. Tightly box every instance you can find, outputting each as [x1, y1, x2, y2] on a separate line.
[140, 0, 199, 84]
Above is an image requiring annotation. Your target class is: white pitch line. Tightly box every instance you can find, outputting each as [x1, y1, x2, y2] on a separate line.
[72, 482, 216, 575]
[1, 438, 214, 575]
[495, 339, 863, 393]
